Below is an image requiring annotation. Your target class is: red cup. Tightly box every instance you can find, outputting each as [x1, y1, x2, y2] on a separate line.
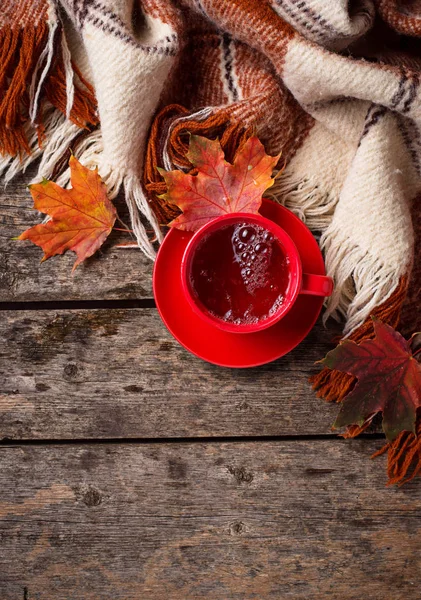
[181, 213, 333, 334]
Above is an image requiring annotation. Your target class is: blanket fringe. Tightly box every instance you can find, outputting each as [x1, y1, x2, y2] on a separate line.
[124, 175, 161, 259]
[321, 223, 406, 336]
[43, 50, 98, 130]
[0, 12, 97, 159]
[266, 171, 338, 232]
[29, 16, 58, 124]
[0, 106, 74, 184]
[44, 126, 103, 187]
[372, 421, 421, 486]
[95, 167, 161, 260]
[37, 118, 85, 184]
[0, 22, 48, 156]
[60, 28, 74, 120]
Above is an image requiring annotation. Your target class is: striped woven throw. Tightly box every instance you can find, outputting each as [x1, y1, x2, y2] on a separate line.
[1, 0, 421, 480]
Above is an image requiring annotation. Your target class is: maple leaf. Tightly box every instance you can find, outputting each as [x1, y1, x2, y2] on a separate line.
[18, 156, 117, 271]
[321, 318, 421, 441]
[158, 135, 280, 231]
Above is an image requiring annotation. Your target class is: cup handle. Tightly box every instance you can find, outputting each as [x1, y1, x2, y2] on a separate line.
[300, 273, 333, 297]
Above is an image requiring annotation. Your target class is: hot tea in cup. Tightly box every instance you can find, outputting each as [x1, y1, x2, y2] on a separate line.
[181, 213, 332, 334]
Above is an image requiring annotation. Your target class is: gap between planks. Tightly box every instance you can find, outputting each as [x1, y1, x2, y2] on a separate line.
[0, 299, 156, 311]
[0, 433, 386, 446]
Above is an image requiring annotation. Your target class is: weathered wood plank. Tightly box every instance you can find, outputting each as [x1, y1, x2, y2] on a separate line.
[0, 174, 153, 301]
[0, 309, 343, 439]
[0, 441, 418, 600]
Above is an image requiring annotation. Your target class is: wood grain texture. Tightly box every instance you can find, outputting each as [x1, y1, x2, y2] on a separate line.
[0, 174, 153, 301]
[0, 441, 418, 600]
[0, 308, 343, 439]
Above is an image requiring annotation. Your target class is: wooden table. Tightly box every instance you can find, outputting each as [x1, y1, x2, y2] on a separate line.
[1, 175, 420, 599]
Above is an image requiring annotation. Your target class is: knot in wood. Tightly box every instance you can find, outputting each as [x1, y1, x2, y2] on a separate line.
[64, 363, 78, 379]
[228, 466, 254, 484]
[77, 486, 102, 507]
[229, 521, 246, 535]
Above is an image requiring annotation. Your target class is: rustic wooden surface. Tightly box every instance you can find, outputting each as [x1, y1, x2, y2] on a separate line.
[1, 175, 420, 599]
[1, 309, 341, 440]
[1, 441, 420, 600]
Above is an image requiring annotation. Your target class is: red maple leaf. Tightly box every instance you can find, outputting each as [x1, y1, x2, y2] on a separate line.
[158, 135, 280, 232]
[321, 318, 421, 441]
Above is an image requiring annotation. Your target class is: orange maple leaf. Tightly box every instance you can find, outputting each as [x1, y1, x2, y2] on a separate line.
[158, 135, 280, 232]
[18, 156, 117, 271]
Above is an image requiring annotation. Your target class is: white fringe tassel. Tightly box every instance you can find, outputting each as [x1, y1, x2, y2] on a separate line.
[101, 165, 162, 259]
[321, 223, 403, 336]
[61, 29, 75, 120]
[266, 170, 339, 232]
[29, 18, 59, 123]
[124, 175, 161, 260]
[0, 108, 80, 185]
[36, 121, 82, 182]
[101, 168, 161, 260]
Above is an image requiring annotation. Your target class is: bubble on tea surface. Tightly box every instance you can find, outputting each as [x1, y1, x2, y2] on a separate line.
[238, 226, 256, 243]
[269, 295, 285, 316]
[223, 309, 233, 321]
[255, 242, 269, 255]
[242, 308, 259, 325]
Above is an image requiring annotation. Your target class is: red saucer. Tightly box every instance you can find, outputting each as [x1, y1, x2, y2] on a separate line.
[153, 199, 325, 368]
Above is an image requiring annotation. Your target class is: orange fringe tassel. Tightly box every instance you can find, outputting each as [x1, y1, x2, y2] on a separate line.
[372, 422, 421, 486]
[143, 104, 253, 223]
[0, 24, 45, 156]
[0, 21, 97, 157]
